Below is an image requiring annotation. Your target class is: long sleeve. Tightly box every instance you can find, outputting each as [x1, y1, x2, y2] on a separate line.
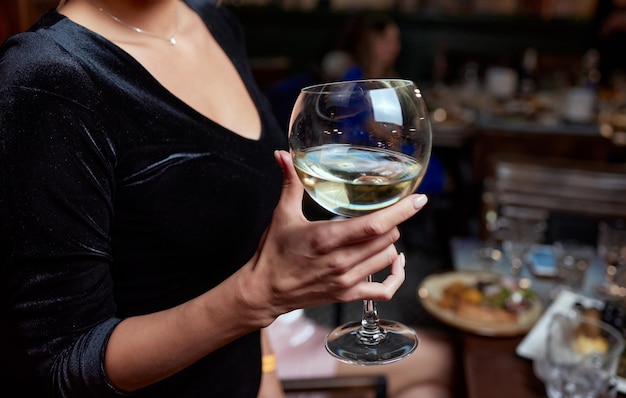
[0, 2, 287, 395]
[0, 51, 126, 395]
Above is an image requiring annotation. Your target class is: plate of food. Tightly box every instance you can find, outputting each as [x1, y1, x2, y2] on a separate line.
[417, 270, 543, 336]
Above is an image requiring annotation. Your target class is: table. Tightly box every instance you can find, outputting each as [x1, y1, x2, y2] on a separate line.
[449, 237, 624, 398]
[462, 334, 546, 398]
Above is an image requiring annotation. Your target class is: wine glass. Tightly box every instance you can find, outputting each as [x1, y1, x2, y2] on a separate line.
[596, 219, 626, 299]
[288, 79, 432, 365]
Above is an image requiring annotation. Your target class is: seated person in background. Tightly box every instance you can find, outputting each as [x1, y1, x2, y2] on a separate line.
[265, 12, 401, 132]
[326, 11, 448, 209]
[329, 12, 402, 81]
[266, 309, 456, 398]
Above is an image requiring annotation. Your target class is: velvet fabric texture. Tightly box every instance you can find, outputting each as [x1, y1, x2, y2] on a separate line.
[0, 0, 288, 396]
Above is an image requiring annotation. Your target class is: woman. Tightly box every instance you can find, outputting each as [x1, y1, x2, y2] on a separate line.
[337, 12, 402, 81]
[0, 0, 428, 396]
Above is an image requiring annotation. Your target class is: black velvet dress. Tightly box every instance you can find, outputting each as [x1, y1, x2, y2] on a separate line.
[0, 0, 288, 396]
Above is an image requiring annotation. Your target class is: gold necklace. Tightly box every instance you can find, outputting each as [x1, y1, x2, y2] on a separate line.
[86, 0, 178, 46]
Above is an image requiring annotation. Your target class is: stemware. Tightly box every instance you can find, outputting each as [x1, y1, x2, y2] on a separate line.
[596, 219, 626, 299]
[533, 312, 624, 398]
[288, 79, 432, 365]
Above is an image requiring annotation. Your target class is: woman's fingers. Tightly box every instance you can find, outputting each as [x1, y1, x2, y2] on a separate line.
[322, 194, 428, 250]
[367, 251, 407, 301]
[335, 251, 407, 303]
[273, 150, 305, 219]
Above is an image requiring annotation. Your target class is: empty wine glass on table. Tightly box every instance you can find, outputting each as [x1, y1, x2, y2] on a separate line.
[501, 216, 546, 277]
[551, 240, 595, 296]
[288, 79, 432, 365]
[533, 312, 625, 398]
[596, 219, 626, 299]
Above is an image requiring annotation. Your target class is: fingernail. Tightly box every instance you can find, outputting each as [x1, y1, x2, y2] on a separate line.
[413, 194, 428, 208]
[399, 252, 406, 268]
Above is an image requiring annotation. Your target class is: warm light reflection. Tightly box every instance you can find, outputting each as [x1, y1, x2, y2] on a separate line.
[518, 278, 532, 290]
[613, 131, 626, 146]
[600, 123, 613, 139]
[485, 210, 497, 224]
[433, 108, 447, 123]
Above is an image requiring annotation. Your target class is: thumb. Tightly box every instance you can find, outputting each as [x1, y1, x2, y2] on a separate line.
[274, 150, 305, 215]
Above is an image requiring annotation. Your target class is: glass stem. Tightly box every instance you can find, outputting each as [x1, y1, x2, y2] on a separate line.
[358, 274, 386, 345]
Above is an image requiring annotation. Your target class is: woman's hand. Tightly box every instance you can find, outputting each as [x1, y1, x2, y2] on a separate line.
[238, 150, 428, 325]
[102, 150, 427, 391]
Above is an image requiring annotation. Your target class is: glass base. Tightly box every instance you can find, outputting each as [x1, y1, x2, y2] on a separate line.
[325, 319, 418, 366]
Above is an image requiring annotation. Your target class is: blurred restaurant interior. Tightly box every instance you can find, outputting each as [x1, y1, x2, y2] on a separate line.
[3, 1, 626, 396]
[4, 0, 626, 237]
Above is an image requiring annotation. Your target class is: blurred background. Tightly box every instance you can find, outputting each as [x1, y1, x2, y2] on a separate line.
[3, 0, 626, 329]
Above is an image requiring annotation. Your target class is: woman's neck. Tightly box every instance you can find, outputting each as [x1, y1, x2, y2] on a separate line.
[63, 0, 181, 45]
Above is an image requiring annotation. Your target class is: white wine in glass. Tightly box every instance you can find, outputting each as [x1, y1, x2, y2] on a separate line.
[288, 79, 432, 365]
